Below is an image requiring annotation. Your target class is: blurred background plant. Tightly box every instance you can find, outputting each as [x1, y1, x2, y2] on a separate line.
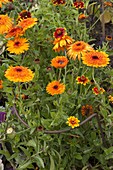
[0, 0, 113, 170]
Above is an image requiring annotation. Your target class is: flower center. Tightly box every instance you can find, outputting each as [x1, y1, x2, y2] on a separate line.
[71, 120, 76, 124]
[92, 56, 99, 59]
[58, 60, 64, 64]
[16, 68, 22, 72]
[53, 85, 58, 89]
[76, 43, 81, 46]
[80, 76, 86, 81]
[14, 41, 20, 46]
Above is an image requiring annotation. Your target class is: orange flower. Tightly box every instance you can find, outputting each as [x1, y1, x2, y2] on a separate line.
[0, 14, 13, 34]
[7, 37, 29, 54]
[17, 18, 37, 31]
[5, 66, 34, 82]
[46, 81, 65, 95]
[76, 75, 89, 85]
[81, 105, 93, 116]
[5, 26, 24, 38]
[106, 35, 112, 41]
[52, 0, 66, 5]
[53, 35, 73, 52]
[51, 56, 69, 68]
[104, 1, 112, 7]
[78, 13, 88, 20]
[67, 41, 93, 60]
[0, 80, 3, 89]
[53, 27, 67, 39]
[92, 86, 105, 95]
[108, 95, 113, 103]
[0, 0, 10, 8]
[82, 51, 110, 67]
[73, 1, 84, 8]
[66, 116, 80, 128]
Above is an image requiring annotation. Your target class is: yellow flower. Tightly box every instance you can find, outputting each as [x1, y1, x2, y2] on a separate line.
[53, 35, 73, 52]
[82, 51, 110, 67]
[76, 75, 89, 85]
[67, 41, 93, 60]
[46, 81, 65, 95]
[108, 95, 113, 103]
[0, 14, 13, 34]
[51, 56, 69, 68]
[5, 66, 34, 82]
[7, 37, 29, 54]
[17, 18, 37, 31]
[66, 116, 80, 128]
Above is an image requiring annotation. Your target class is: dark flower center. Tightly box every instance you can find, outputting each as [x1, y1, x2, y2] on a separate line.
[71, 120, 76, 124]
[58, 60, 64, 64]
[76, 43, 81, 46]
[92, 56, 99, 59]
[16, 68, 22, 72]
[14, 41, 20, 46]
[53, 85, 58, 89]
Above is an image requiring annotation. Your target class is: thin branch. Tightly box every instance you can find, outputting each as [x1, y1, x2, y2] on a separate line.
[13, 105, 29, 128]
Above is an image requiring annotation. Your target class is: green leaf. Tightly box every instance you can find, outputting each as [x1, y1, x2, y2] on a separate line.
[33, 156, 44, 168]
[17, 160, 32, 170]
[49, 155, 55, 170]
[27, 139, 36, 149]
[75, 153, 82, 160]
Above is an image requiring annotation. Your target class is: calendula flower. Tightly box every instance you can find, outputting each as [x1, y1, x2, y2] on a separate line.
[7, 37, 29, 54]
[76, 75, 89, 85]
[0, 80, 3, 89]
[51, 56, 69, 68]
[82, 51, 110, 67]
[108, 95, 113, 103]
[52, 0, 66, 5]
[0, 14, 13, 34]
[81, 105, 93, 116]
[5, 26, 24, 38]
[92, 86, 105, 95]
[46, 80, 65, 95]
[53, 35, 73, 52]
[53, 27, 67, 39]
[66, 116, 80, 128]
[106, 35, 112, 41]
[17, 10, 31, 22]
[73, 1, 84, 9]
[67, 41, 93, 60]
[78, 13, 88, 20]
[17, 17, 37, 31]
[5, 66, 34, 82]
[104, 1, 112, 7]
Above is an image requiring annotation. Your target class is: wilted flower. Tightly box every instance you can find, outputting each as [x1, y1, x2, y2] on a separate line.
[81, 105, 93, 116]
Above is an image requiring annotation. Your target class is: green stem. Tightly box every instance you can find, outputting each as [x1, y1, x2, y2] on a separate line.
[92, 67, 100, 88]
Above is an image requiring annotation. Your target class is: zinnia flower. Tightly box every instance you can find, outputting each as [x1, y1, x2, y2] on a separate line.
[81, 105, 93, 116]
[53, 35, 73, 52]
[52, 0, 66, 5]
[92, 86, 105, 95]
[46, 80, 65, 95]
[0, 112, 6, 123]
[66, 116, 80, 128]
[6, 37, 29, 54]
[53, 27, 67, 39]
[5, 66, 34, 82]
[73, 1, 84, 9]
[0, 14, 13, 34]
[17, 18, 37, 31]
[0, 80, 3, 89]
[67, 41, 93, 60]
[76, 75, 89, 85]
[5, 26, 24, 38]
[82, 51, 110, 67]
[51, 56, 69, 68]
